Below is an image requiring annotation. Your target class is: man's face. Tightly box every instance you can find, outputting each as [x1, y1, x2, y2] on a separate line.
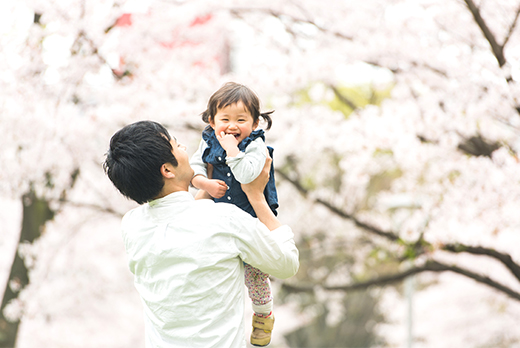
[170, 137, 194, 181]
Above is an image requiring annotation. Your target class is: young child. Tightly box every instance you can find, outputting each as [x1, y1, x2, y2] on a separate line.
[190, 82, 278, 346]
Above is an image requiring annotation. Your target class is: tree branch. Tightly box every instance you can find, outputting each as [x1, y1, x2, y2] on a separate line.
[275, 168, 400, 241]
[315, 198, 400, 241]
[429, 260, 520, 301]
[282, 264, 425, 293]
[328, 84, 358, 111]
[276, 168, 520, 301]
[60, 200, 124, 218]
[282, 260, 520, 301]
[442, 243, 520, 282]
[463, 0, 506, 67]
[230, 8, 353, 41]
[502, 5, 520, 48]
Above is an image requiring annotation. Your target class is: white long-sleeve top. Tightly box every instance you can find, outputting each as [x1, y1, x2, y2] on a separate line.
[190, 137, 267, 184]
[121, 191, 299, 348]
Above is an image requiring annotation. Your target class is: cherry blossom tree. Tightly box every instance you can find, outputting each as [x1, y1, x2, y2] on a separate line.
[234, 0, 520, 346]
[0, 1, 227, 346]
[1, 0, 520, 347]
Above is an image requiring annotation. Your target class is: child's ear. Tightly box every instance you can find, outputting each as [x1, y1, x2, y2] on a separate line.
[209, 117, 216, 129]
[252, 120, 259, 130]
[160, 163, 176, 179]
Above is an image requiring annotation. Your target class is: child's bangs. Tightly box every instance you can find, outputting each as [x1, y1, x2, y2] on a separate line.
[218, 89, 257, 116]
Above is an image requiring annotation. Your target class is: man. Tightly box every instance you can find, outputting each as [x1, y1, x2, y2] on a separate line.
[103, 120, 299, 348]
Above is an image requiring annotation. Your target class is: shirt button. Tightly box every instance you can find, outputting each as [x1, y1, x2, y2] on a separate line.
[227, 196, 231, 200]
[227, 173, 231, 177]
[218, 157, 222, 161]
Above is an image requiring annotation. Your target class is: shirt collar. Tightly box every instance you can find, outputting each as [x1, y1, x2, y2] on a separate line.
[148, 191, 194, 208]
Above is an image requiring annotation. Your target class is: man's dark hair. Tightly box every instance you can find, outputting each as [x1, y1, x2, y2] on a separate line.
[103, 120, 178, 204]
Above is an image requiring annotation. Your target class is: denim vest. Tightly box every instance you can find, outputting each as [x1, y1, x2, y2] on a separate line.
[202, 127, 278, 217]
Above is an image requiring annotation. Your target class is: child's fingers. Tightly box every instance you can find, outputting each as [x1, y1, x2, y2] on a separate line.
[215, 186, 227, 198]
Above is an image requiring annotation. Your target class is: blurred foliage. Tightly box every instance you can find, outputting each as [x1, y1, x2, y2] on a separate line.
[279, 222, 399, 347]
[280, 149, 345, 194]
[284, 291, 386, 348]
[457, 134, 502, 158]
[361, 168, 403, 210]
[295, 82, 393, 118]
[476, 334, 520, 348]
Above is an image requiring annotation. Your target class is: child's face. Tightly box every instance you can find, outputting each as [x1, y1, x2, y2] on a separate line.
[210, 101, 258, 144]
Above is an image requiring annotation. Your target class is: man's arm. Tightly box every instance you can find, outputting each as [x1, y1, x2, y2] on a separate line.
[241, 154, 281, 231]
[239, 153, 298, 279]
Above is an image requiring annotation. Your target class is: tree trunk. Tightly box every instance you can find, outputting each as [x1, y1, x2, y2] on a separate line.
[0, 189, 54, 348]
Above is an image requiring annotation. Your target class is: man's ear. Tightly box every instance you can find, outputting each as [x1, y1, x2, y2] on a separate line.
[160, 163, 176, 179]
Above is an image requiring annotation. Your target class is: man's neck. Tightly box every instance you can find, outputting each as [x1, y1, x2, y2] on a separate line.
[154, 181, 189, 200]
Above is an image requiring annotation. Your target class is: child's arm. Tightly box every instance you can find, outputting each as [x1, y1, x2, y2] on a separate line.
[192, 174, 228, 199]
[190, 139, 228, 198]
[194, 189, 212, 200]
[217, 133, 267, 184]
[190, 139, 209, 178]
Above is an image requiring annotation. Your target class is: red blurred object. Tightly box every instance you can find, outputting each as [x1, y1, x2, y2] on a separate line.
[189, 14, 212, 27]
[115, 13, 132, 27]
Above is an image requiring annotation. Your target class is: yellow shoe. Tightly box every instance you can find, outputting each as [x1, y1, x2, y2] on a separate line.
[251, 313, 274, 347]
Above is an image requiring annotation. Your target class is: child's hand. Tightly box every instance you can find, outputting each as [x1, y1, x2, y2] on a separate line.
[216, 131, 239, 157]
[206, 179, 228, 199]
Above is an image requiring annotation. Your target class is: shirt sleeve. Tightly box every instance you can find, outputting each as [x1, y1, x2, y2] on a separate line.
[226, 138, 267, 184]
[230, 212, 299, 279]
[190, 139, 209, 178]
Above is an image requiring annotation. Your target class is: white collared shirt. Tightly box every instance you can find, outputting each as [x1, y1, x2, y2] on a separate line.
[121, 191, 299, 348]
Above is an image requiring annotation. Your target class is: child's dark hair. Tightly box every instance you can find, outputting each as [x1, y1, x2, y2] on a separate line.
[103, 120, 178, 204]
[201, 82, 273, 130]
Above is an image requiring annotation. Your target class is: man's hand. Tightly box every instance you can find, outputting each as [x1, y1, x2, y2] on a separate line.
[216, 131, 239, 157]
[241, 153, 272, 198]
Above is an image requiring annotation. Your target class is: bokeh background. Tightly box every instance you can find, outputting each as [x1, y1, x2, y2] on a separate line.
[2, 0, 520, 347]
